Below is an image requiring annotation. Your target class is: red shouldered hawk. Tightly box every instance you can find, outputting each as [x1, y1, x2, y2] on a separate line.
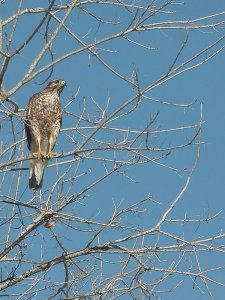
[24, 79, 66, 190]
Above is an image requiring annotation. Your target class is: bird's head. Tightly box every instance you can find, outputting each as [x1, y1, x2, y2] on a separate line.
[46, 79, 66, 95]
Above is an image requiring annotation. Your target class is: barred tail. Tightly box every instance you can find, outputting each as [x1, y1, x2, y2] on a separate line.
[29, 159, 47, 190]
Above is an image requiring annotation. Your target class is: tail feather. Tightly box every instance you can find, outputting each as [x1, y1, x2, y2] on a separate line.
[29, 159, 47, 190]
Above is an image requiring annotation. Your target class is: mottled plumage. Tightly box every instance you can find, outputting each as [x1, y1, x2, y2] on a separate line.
[24, 79, 66, 190]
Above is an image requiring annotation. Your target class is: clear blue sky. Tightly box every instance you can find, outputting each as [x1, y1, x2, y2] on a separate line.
[1, 1, 225, 299]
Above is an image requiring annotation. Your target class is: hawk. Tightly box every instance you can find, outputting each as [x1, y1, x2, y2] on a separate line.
[24, 79, 66, 190]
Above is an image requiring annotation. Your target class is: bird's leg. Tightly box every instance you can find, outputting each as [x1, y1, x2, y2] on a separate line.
[32, 138, 42, 159]
[46, 137, 57, 159]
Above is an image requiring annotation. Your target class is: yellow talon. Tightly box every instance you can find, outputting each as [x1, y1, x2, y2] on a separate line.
[32, 152, 45, 159]
[32, 152, 41, 159]
[47, 152, 58, 159]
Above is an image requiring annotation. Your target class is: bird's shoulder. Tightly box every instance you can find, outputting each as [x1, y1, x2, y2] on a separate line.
[25, 89, 60, 115]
